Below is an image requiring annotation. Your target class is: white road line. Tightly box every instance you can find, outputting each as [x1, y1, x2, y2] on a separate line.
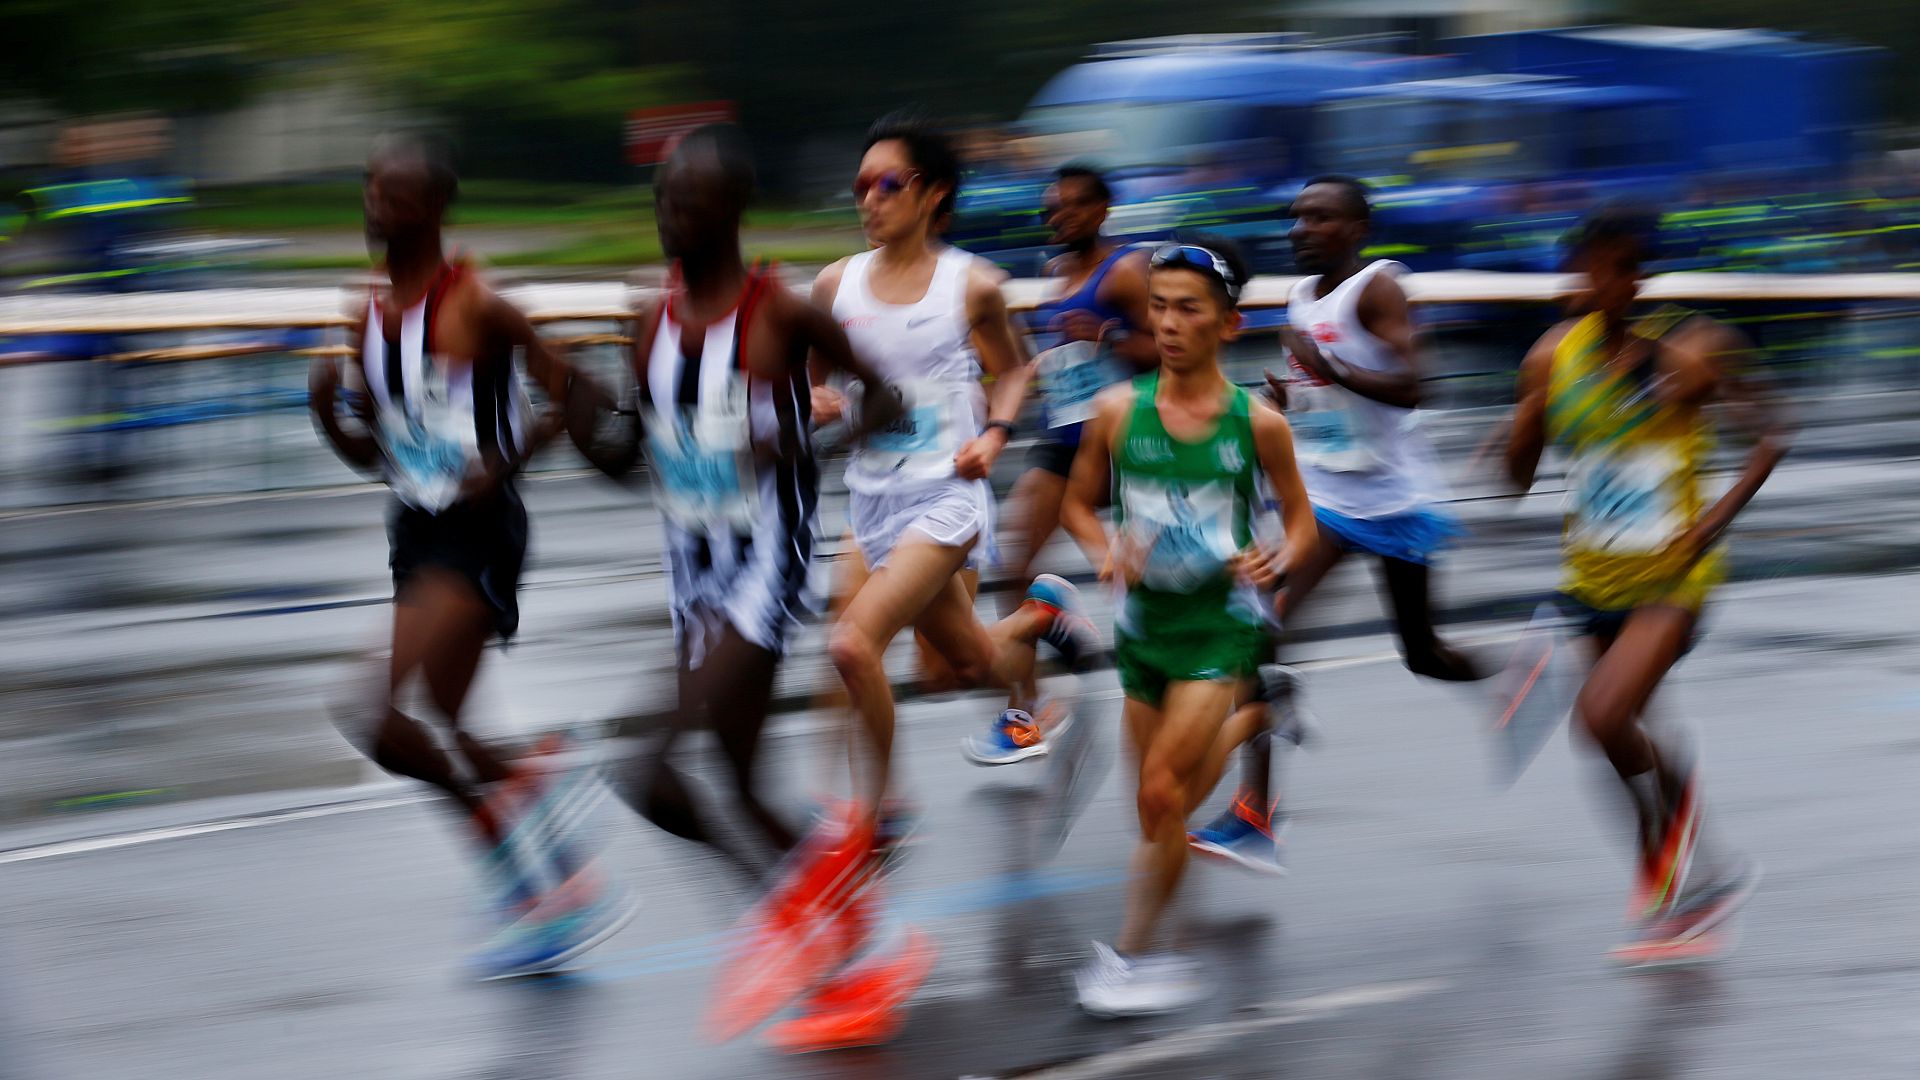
[0, 795, 426, 866]
[965, 978, 1451, 1080]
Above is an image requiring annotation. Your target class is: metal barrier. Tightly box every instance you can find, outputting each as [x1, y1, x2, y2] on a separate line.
[1, 273, 1916, 508]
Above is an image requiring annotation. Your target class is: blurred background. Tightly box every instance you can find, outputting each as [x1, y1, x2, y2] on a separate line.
[3, 3, 1919, 1079]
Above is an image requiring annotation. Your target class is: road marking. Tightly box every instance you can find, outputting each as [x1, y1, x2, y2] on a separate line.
[0, 794, 426, 866]
[967, 978, 1451, 1080]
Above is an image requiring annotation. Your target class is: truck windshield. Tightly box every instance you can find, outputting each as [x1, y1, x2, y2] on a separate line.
[1320, 96, 1546, 182]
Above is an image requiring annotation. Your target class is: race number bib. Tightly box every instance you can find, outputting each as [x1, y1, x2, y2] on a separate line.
[378, 367, 479, 514]
[1121, 475, 1240, 593]
[1287, 377, 1376, 474]
[1036, 340, 1125, 428]
[850, 378, 968, 484]
[643, 385, 759, 537]
[1565, 443, 1685, 555]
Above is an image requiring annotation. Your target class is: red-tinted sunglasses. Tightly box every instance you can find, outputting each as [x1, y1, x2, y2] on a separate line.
[853, 169, 919, 202]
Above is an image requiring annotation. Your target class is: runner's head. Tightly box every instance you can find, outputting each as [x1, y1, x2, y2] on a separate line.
[1288, 175, 1369, 275]
[857, 109, 960, 248]
[1147, 235, 1247, 372]
[656, 123, 754, 265]
[1045, 164, 1111, 251]
[364, 132, 457, 251]
[1569, 203, 1658, 320]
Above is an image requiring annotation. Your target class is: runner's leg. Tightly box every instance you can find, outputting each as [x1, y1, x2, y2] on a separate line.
[1378, 556, 1484, 682]
[1119, 679, 1238, 956]
[373, 569, 499, 821]
[827, 538, 975, 830]
[1234, 522, 1345, 805]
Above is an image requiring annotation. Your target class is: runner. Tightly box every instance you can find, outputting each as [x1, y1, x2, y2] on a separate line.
[817, 108, 1094, 854]
[965, 163, 1156, 767]
[308, 133, 614, 976]
[1190, 175, 1488, 873]
[564, 124, 902, 880]
[1060, 236, 1317, 1016]
[1505, 204, 1782, 963]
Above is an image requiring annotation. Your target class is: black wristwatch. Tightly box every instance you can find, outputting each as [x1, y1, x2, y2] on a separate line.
[984, 419, 1016, 439]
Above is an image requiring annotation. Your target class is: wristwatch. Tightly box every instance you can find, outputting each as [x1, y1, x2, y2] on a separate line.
[984, 419, 1016, 439]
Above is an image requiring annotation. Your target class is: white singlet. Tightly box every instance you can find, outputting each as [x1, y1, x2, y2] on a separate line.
[832, 246, 994, 568]
[1283, 259, 1446, 519]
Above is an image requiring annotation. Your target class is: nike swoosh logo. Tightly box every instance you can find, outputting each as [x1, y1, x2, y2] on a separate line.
[906, 315, 941, 329]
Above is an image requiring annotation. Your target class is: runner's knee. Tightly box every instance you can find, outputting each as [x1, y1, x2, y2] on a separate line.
[1137, 764, 1184, 830]
[827, 623, 882, 680]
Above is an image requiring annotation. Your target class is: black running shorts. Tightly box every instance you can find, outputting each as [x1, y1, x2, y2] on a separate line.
[388, 488, 528, 640]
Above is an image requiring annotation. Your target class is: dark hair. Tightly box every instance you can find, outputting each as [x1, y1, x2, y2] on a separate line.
[1568, 202, 1661, 260]
[1156, 231, 1250, 310]
[1298, 174, 1369, 220]
[668, 123, 756, 212]
[371, 131, 458, 206]
[1055, 163, 1111, 203]
[864, 108, 961, 220]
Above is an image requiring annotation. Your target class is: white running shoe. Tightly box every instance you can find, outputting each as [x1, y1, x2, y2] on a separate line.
[1075, 942, 1206, 1018]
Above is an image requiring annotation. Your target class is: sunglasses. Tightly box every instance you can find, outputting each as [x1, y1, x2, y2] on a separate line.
[852, 169, 919, 202]
[1150, 243, 1242, 303]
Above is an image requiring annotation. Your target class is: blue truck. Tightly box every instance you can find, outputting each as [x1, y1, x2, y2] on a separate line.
[952, 26, 1890, 275]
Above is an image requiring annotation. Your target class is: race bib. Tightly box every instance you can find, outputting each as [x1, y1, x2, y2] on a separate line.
[850, 378, 968, 484]
[1037, 340, 1125, 428]
[378, 369, 478, 514]
[1121, 475, 1240, 593]
[1565, 443, 1685, 555]
[1287, 377, 1376, 473]
[644, 392, 759, 537]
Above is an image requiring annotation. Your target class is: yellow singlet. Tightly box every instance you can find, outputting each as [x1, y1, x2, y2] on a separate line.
[1546, 308, 1724, 612]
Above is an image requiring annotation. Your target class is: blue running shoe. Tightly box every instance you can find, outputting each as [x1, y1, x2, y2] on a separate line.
[963, 708, 1050, 766]
[1026, 574, 1098, 672]
[1188, 795, 1287, 877]
[471, 866, 636, 980]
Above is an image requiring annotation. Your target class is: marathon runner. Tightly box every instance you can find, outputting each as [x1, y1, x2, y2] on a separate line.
[965, 163, 1156, 767]
[1505, 204, 1781, 963]
[1191, 175, 1489, 873]
[564, 124, 902, 880]
[308, 133, 616, 976]
[1060, 236, 1316, 1016]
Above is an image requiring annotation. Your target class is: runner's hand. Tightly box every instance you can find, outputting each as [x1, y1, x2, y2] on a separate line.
[811, 385, 847, 427]
[1230, 543, 1282, 591]
[1280, 327, 1338, 385]
[1262, 368, 1289, 412]
[954, 428, 1007, 480]
[1101, 533, 1149, 587]
[1057, 311, 1109, 345]
[846, 383, 906, 442]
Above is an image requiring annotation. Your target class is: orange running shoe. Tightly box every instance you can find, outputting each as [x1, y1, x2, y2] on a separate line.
[764, 928, 938, 1053]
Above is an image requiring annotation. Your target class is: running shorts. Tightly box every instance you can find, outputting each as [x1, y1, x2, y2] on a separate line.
[1314, 505, 1464, 567]
[1026, 437, 1079, 480]
[388, 488, 527, 640]
[1114, 617, 1266, 708]
[848, 477, 994, 572]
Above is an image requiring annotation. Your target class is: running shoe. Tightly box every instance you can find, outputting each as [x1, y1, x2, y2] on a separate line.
[1611, 858, 1759, 968]
[1188, 793, 1287, 876]
[1026, 574, 1099, 672]
[963, 708, 1050, 766]
[1487, 604, 1575, 789]
[707, 816, 884, 1041]
[470, 863, 636, 979]
[1075, 942, 1206, 1018]
[1631, 774, 1703, 922]
[763, 928, 938, 1053]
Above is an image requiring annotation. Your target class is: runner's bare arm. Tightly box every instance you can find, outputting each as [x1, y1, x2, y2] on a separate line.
[1666, 320, 1792, 559]
[775, 285, 901, 438]
[1060, 387, 1124, 579]
[807, 260, 852, 427]
[1280, 271, 1421, 408]
[1504, 321, 1569, 491]
[956, 262, 1032, 480]
[1098, 250, 1161, 369]
[309, 305, 380, 472]
[484, 289, 575, 460]
[1249, 402, 1317, 583]
[563, 299, 646, 479]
